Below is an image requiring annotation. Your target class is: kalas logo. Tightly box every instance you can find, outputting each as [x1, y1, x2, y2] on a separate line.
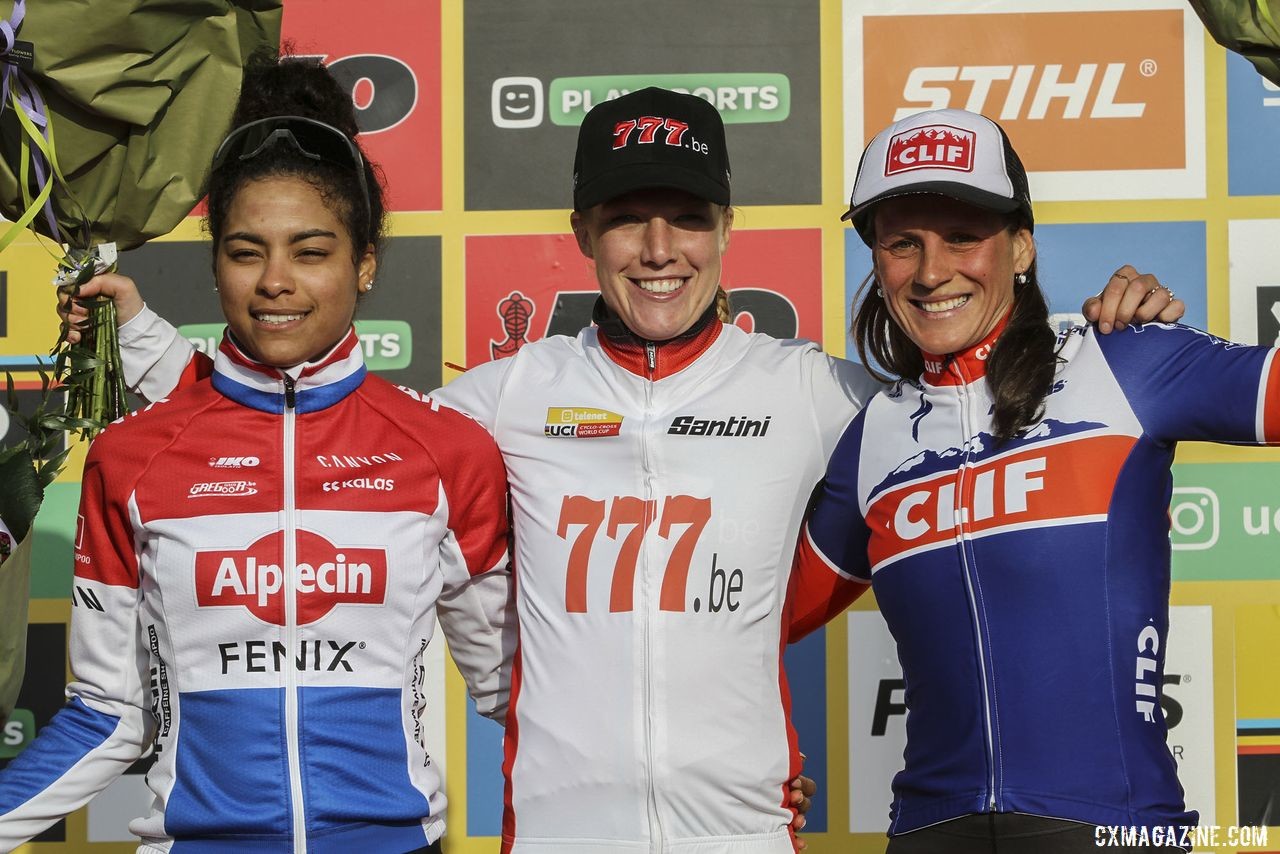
[886, 125, 974, 175]
[195, 531, 387, 625]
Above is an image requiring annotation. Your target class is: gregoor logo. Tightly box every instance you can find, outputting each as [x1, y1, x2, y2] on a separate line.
[189, 481, 258, 498]
[886, 125, 974, 175]
[195, 531, 388, 625]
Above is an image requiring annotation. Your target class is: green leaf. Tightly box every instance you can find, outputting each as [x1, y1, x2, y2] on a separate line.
[0, 452, 42, 542]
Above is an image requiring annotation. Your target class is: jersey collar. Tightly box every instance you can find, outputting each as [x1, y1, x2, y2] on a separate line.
[593, 296, 723, 380]
[921, 312, 1010, 387]
[211, 327, 367, 414]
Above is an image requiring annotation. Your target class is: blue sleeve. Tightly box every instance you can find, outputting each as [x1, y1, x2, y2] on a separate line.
[806, 408, 873, 582]
[1095, 323, 1280, 444]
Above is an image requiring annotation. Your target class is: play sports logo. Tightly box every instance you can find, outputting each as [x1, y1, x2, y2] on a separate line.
[492, 73, 790, 128]
[843, 0, 1205, 201]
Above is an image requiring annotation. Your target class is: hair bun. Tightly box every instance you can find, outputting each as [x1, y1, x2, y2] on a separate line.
[230, 47, 360, 139]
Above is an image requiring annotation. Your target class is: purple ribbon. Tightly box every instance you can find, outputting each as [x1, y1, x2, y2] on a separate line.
[1, 0, 64, 241]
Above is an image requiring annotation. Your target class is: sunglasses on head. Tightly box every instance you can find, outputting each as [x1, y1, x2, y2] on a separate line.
[211, 116, 371, 229]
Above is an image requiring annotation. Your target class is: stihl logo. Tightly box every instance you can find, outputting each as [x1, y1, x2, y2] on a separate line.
[195, 531, 387, 625]
[859, 9, 1189, 176]
[895, 64, 1144, 122]
[866, 434, 1134, 571]
[209, 456, 260, 469]
[886, 125, 974, 174]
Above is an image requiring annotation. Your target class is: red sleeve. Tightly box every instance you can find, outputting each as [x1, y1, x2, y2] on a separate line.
[785, 523, 870, 643]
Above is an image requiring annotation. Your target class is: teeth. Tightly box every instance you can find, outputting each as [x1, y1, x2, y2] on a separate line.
[919, 296, 969, 313]
[256, 313, 305, 325]
[636, 278, 684, 294]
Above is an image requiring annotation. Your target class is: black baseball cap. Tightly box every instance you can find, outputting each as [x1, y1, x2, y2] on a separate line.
[572, 87, 731, 211]
[843, 108, 1034, 246]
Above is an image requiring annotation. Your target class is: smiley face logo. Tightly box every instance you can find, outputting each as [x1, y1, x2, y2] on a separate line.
[492, 77, 543, 128]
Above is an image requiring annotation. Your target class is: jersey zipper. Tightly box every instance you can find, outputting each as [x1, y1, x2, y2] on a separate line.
[281, 374, 307, 852]
[950, 361, 999, 812]
[641, 347, 666, 852]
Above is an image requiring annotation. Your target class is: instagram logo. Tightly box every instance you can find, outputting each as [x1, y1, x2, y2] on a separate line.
[1169, 487, 1219, 550]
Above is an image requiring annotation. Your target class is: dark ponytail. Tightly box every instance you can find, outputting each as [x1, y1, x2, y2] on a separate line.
[205, 48, 388, 263]
[984, 260, 1057, 441]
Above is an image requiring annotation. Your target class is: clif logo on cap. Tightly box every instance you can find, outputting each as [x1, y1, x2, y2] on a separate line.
[885, 125, 975, 175]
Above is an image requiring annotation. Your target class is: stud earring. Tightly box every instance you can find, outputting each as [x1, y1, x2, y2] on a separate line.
[875, 286, 884, 298]
[1014, 272, 1029, 286]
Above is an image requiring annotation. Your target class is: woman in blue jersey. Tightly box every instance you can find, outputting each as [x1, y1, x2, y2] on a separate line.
[796, 108, 1279, 852]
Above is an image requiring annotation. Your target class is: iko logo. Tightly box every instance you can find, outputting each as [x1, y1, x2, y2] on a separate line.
[895, 63, 1145, 122]
[492, 76, 543, 128]
[195, 530, 387, 625]
[493, 73, 790, 129]
[1169, 487, 1219, 550]
[189, 481, 258, 498]
[1135, 624, 1161, 722]
[667, 414, 772, 437]
[885, 124, 974, 174]
[210, 456, 260, 469]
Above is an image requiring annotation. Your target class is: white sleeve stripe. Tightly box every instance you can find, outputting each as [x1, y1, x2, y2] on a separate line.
[804, 524, 871, 584]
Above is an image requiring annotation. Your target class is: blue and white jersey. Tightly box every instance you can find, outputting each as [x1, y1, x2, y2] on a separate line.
[799, 320, 1280, 835]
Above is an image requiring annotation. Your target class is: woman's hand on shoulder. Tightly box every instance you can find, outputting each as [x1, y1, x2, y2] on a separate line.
[1082, 265, 1185, 334]
[57, 273, 146, 345]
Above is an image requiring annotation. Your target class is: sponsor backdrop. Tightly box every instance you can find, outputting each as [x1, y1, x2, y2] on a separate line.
[0, 1, 1277, 852]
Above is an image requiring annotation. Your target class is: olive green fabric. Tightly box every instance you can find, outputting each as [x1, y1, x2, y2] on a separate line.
[0, 0, 284, 250]
[0, 532, 32, 724]
[1189, 0, 1280, 85]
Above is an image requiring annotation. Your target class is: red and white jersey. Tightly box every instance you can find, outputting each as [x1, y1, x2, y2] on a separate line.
[436, 315, 878, 853]
[0, 329, 513, 853]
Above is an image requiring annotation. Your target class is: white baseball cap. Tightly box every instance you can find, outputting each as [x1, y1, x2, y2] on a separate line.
[844, 108, 1033, 245]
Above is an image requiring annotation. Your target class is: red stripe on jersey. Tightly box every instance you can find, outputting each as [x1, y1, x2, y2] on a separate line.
[777, 594, 801, 850]
[501, 640, 524, 852]
[1263, 350, 1280, 443]
[867, 434, 1136, 571]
